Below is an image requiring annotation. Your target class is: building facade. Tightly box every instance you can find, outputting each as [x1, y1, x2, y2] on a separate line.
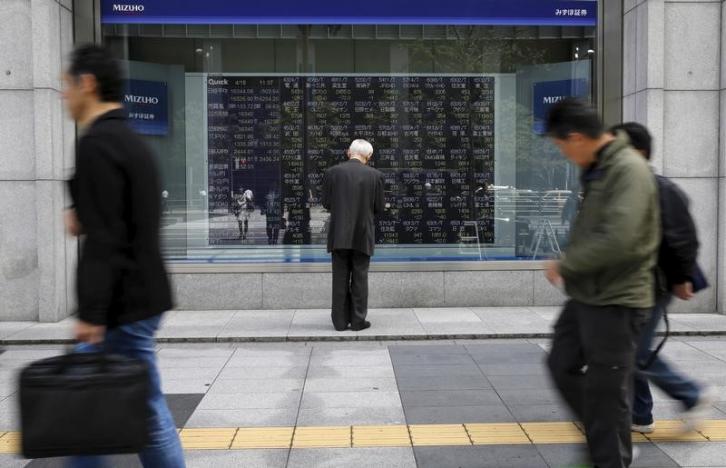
[0, 0, 724, 321]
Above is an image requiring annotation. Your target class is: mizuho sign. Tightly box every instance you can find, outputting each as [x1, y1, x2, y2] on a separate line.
[112, 4, 145, 12]
[124, 94, 159, 105]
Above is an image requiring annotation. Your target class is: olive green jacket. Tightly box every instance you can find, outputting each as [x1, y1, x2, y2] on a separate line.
[560, 133, 660, 309]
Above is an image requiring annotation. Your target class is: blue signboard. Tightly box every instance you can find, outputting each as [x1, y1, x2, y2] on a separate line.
[101, 0, 597, 26]
[532, 78, 590, 134]
[122, 79, 169, 136]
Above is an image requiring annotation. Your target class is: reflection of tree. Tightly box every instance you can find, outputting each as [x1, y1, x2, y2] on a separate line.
[407, 27, 549, 73]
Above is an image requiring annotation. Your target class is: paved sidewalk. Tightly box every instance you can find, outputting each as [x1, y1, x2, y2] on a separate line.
[2, 339, 726, 467]
[2, 307, 726, 344]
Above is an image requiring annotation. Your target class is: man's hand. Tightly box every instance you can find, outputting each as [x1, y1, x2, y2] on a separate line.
[64, 209, 82, 237]
[545, 260, 563, 287]
[673, 282, 694, 301]
[75, 320, 106, 344]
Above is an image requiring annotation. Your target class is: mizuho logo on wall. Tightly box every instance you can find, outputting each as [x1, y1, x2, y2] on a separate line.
[543, 96, 566, 104]
[124, 94, 159, 105]
[112, 4, 145, 12]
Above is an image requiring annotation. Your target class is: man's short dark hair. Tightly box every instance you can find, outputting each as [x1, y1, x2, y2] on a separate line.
[545, 97, 604, 140]
[610, 122, 652, 160]
[68, 44, 123, 102]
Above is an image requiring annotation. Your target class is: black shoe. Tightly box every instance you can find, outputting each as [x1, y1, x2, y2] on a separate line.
[351, 321, 371, 331]
[334, 324, 350, 332]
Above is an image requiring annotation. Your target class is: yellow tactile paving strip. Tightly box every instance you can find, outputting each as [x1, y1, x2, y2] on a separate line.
[2, 419, 725, 454]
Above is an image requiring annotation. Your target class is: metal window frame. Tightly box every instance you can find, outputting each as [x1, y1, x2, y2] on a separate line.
[73, 0, 623, 274]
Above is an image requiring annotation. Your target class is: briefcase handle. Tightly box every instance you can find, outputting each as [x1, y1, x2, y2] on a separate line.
[54, 352, 123, 375]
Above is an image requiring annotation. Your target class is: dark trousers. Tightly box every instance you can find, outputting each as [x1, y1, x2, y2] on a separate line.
[331, 249, 370, 330]
[547, 300, 649, 468]
[633, 295, 701, 425]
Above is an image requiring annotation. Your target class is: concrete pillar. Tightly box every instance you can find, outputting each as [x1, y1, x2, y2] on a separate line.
[624, 0, 724, 314]
[0, 0, 75, 321]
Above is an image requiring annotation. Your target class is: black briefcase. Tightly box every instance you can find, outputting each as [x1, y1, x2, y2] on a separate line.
[19, 352, 151, 459]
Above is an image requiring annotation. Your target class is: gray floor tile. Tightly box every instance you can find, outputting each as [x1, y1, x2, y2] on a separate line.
[536, 443, 680, 468]
[495, 388, 562, 406]
[465, 342, 545, 355]
[390, 353, 476, 366]
[533, 443, 589, 468]
[414, 445, 548, 468]
[0, 322, 35, 340]
[3, 322, 74, 342]
[185, 408, 298, 427]
[309, 350, 392, 367]
[396, 375, 491, 391]
[477, 363, 548, 376]
[651, 401, 726, 421]
[159, 367, 222, 382]
[207, 378, 305, 394]
[414, 308, 482, 323]
[487, 374, 554, 390]
[161, 378, 212, 394]
[404, 404, 514, 424]
[300, 391, 402, 409]
[287, 447, 416, 468]
[469, 350, 546, 365]
[156, 324, 224, 339]
[156, 357, 231, 368]
[303, 377, 398, 392]
[296, 406, 407, 426]
[388, 344, 468, 355]
[157, 346, 235, 358]
[306, 365, 395, 379]
[658, 342, 723, 362]
[185, 449, 288, 468]
[166, 393, 205, 427]
[506, 403, 575, 422]
[392, 364, 484, 379]
[654, 442, 726, 467]
[197, 391, 301, 410]
[419, 322, 493, 336]
[216, 310, 295, 338]
[225, 355, 311, 368]
[400, 389, 502, 408]
[216, 365, 308, 380]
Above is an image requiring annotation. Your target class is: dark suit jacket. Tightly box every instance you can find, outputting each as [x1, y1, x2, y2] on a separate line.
[321, 159, 385, 256]
[68, 109, 173, 328]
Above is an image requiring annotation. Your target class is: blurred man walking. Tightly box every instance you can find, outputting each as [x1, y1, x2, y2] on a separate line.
[544, 99, 659, 468]
[63, 44, 184, 467]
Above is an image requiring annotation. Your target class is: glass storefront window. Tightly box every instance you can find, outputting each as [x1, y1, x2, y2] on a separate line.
[103, 16, 596, 263]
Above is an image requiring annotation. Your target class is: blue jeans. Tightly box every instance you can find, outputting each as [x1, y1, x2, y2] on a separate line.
[67, 315, 185, 468]
[633, 295, 701, 425]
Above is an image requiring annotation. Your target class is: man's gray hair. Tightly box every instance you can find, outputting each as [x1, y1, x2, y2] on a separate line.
[349, 139, 374, 158]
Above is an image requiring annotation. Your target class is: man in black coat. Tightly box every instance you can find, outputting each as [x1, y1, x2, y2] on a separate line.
[322, 139, 385, 331]
[63, 45, 184, 467]
[611, 122, 715, 435]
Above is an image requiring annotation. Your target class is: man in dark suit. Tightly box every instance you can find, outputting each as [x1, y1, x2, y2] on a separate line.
[322, 139, 385, 331]
[63, 44, 184, 467]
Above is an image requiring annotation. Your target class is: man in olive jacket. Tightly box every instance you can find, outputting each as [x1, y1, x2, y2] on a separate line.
[544, 99, 659, 468]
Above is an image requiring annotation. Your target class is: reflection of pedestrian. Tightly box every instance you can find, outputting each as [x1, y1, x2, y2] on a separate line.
[63, 44, 184, 467]
[264, 188, 282, 245]
[543, 99, 659, 468]
[611, 122, 715, 434]
[233, 189, 254, 241]
[322, 139, 385, 332]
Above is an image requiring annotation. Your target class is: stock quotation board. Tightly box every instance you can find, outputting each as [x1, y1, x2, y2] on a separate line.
[207, 75, 495, 246]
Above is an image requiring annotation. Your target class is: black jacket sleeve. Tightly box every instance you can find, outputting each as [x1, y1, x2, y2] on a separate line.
[374, 172, 385, 215]
[73, 137, 126, 325]
[657, 176, 699, 285]
[321, 169, 332, 211]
